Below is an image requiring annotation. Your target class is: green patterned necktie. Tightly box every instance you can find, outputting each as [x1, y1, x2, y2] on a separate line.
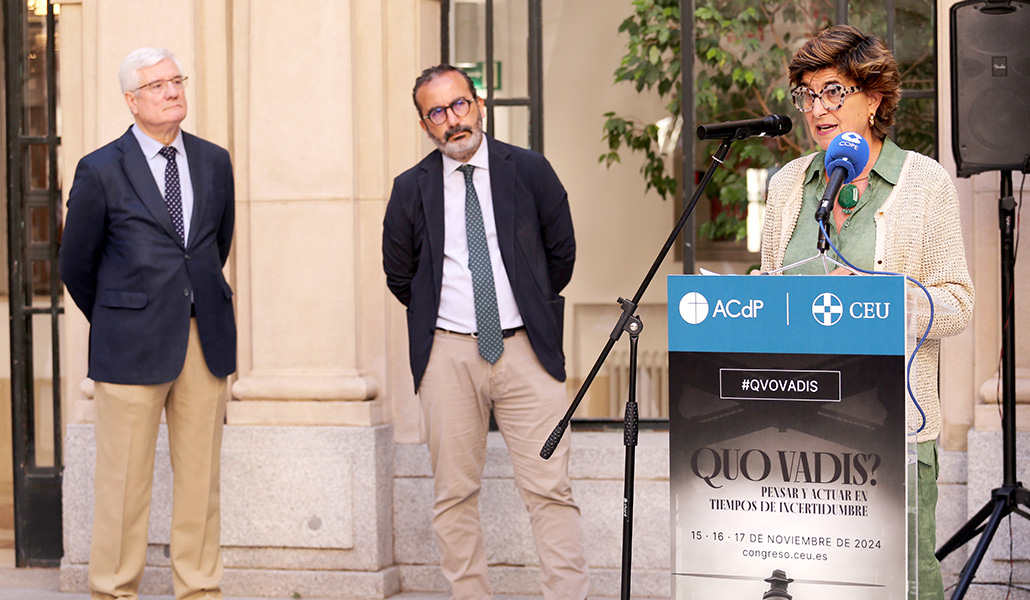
[458, 164, 503, 363]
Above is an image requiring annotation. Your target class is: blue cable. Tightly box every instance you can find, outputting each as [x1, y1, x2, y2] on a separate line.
[814, 220, 934, 433]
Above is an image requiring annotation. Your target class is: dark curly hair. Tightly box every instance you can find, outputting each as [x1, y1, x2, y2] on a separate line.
[788, 25, 901, 141]
[411, 65, 477, 116]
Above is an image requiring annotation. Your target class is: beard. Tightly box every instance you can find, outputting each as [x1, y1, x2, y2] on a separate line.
[428, 112, 484, 162]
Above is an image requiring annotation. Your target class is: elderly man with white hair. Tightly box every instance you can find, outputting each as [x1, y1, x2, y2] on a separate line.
[60, 47, 236, 600]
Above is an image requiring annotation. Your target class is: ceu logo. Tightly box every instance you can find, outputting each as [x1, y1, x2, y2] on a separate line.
[841, 131, 864, 144]
[812, 292, 844, 326]
[679, 292, 710, 325]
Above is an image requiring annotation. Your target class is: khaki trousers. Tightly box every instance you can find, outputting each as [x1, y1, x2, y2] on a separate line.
[90, 319, 228, 600]
[418, 329, 590, 600]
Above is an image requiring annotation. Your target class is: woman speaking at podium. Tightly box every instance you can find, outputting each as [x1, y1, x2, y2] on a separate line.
[759, 24, 975, 599]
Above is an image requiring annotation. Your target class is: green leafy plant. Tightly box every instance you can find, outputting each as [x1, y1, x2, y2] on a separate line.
[601, 0, 827, 241]
[603, 0, 940, 243]
[600, 0, 682, 203]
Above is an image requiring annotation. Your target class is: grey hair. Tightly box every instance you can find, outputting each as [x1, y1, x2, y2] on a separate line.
[118, 47, 182, 93]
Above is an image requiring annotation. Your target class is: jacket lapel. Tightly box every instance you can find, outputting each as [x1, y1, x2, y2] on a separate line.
[486, 137, 516, 286]
[182, 132, 207, 250]
[117, 127, 185, 249]
[418, 151, 446, 301]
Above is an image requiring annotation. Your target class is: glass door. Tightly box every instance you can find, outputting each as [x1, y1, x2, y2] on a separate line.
[5, 0, 64, 567]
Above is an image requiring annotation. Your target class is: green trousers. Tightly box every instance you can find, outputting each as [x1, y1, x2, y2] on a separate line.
[918, 440, 945, 600]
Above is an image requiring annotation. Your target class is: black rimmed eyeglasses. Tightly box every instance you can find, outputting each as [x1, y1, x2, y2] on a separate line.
[422, 98, 474, 125]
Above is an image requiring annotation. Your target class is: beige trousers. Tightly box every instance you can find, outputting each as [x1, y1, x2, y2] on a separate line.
[90, 319, 228, 600]
[418, 329, 590, 600]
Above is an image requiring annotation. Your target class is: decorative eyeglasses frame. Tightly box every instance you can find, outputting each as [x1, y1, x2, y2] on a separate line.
[790, 83, 862, 112]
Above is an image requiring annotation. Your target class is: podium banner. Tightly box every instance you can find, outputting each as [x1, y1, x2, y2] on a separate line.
[669, 275, 910, 599]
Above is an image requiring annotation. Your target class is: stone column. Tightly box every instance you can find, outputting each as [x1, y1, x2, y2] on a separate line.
[59, 1, 426, 597]
[226, 0, 381, 425]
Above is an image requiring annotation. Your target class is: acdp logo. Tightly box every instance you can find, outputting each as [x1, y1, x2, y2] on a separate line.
[812, 292, 844, 326]
[679, 292, 710, 325]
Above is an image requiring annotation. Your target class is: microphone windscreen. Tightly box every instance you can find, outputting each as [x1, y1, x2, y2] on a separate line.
[772, 114, 793, 136]
[823, 132, 870, 184]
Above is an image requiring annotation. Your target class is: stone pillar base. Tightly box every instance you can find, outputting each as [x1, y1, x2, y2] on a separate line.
[233, 374, 379, 403]
[228, 375, 386, 426]
[394, 431, 673, 598]
[61, 562, 400, 599]
[397, 564, 669, 598]
[226, 399, 389, 426]
[958, 430, 1030, 584]
[62, 422, 395, 598]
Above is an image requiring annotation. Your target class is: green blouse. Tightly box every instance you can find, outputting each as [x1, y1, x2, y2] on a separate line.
[780, 137, 906, 274]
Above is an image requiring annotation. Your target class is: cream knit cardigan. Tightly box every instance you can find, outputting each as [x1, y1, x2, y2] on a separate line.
[760, 150, 975, 443]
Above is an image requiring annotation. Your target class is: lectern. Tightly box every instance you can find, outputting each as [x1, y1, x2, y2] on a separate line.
[669, 274, 918, 599]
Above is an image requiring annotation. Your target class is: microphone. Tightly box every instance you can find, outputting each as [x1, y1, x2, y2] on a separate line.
[696, 114, 793, 141]
[814, 132, 870, 222]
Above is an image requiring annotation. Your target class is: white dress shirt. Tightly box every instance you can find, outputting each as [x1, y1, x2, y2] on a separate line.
[131, 124, 195, 245]
[436, 137, 524, 333]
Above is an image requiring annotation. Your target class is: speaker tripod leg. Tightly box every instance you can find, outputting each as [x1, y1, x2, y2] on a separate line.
[935, 496, 996, 561]
[947, 492, 1008, 600]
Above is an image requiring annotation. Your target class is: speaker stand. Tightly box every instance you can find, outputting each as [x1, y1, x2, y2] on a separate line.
[935, 170, 1030, 599]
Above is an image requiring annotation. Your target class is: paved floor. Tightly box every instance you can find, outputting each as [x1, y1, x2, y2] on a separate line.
[4, 568, 1030, 600]
[0, 567, 544, 600]
[0, 593, 465, 600]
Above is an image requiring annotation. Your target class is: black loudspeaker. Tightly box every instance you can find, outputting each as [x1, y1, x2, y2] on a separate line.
[950, 0, 1030, 177]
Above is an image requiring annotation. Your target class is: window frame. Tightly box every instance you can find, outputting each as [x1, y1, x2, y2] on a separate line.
[439, 0, 545, 152]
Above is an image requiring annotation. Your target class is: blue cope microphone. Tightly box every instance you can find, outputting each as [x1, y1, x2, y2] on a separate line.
[814, 131, 870, 222]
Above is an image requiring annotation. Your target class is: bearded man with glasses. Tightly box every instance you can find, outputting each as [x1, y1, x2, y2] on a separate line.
[60, 47, 236, 600]
[383, 65, 588, 599]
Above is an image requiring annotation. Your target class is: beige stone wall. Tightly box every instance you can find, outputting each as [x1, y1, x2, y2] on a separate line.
[56, 2, 426, 594]
[378, 0, 442, 444]
[59, 0, 219, 419]
[58, 1, 436, 429]
[936, 0, 978, 451]
[542, 0, 681, 419]
[225, 0, 383, 425]
[937, 0, 1030, 450]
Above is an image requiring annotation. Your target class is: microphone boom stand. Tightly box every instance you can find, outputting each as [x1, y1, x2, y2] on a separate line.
[935, 170, 1030, 599]
[539, 136, 737, 600]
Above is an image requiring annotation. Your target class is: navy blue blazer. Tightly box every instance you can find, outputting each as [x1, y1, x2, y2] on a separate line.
[383, 136, 575, 391]
[59, 127, 236, 384]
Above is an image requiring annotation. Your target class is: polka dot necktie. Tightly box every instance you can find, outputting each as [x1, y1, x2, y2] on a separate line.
[458, 164, 503, 363]
[158, 146, 185, 243]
